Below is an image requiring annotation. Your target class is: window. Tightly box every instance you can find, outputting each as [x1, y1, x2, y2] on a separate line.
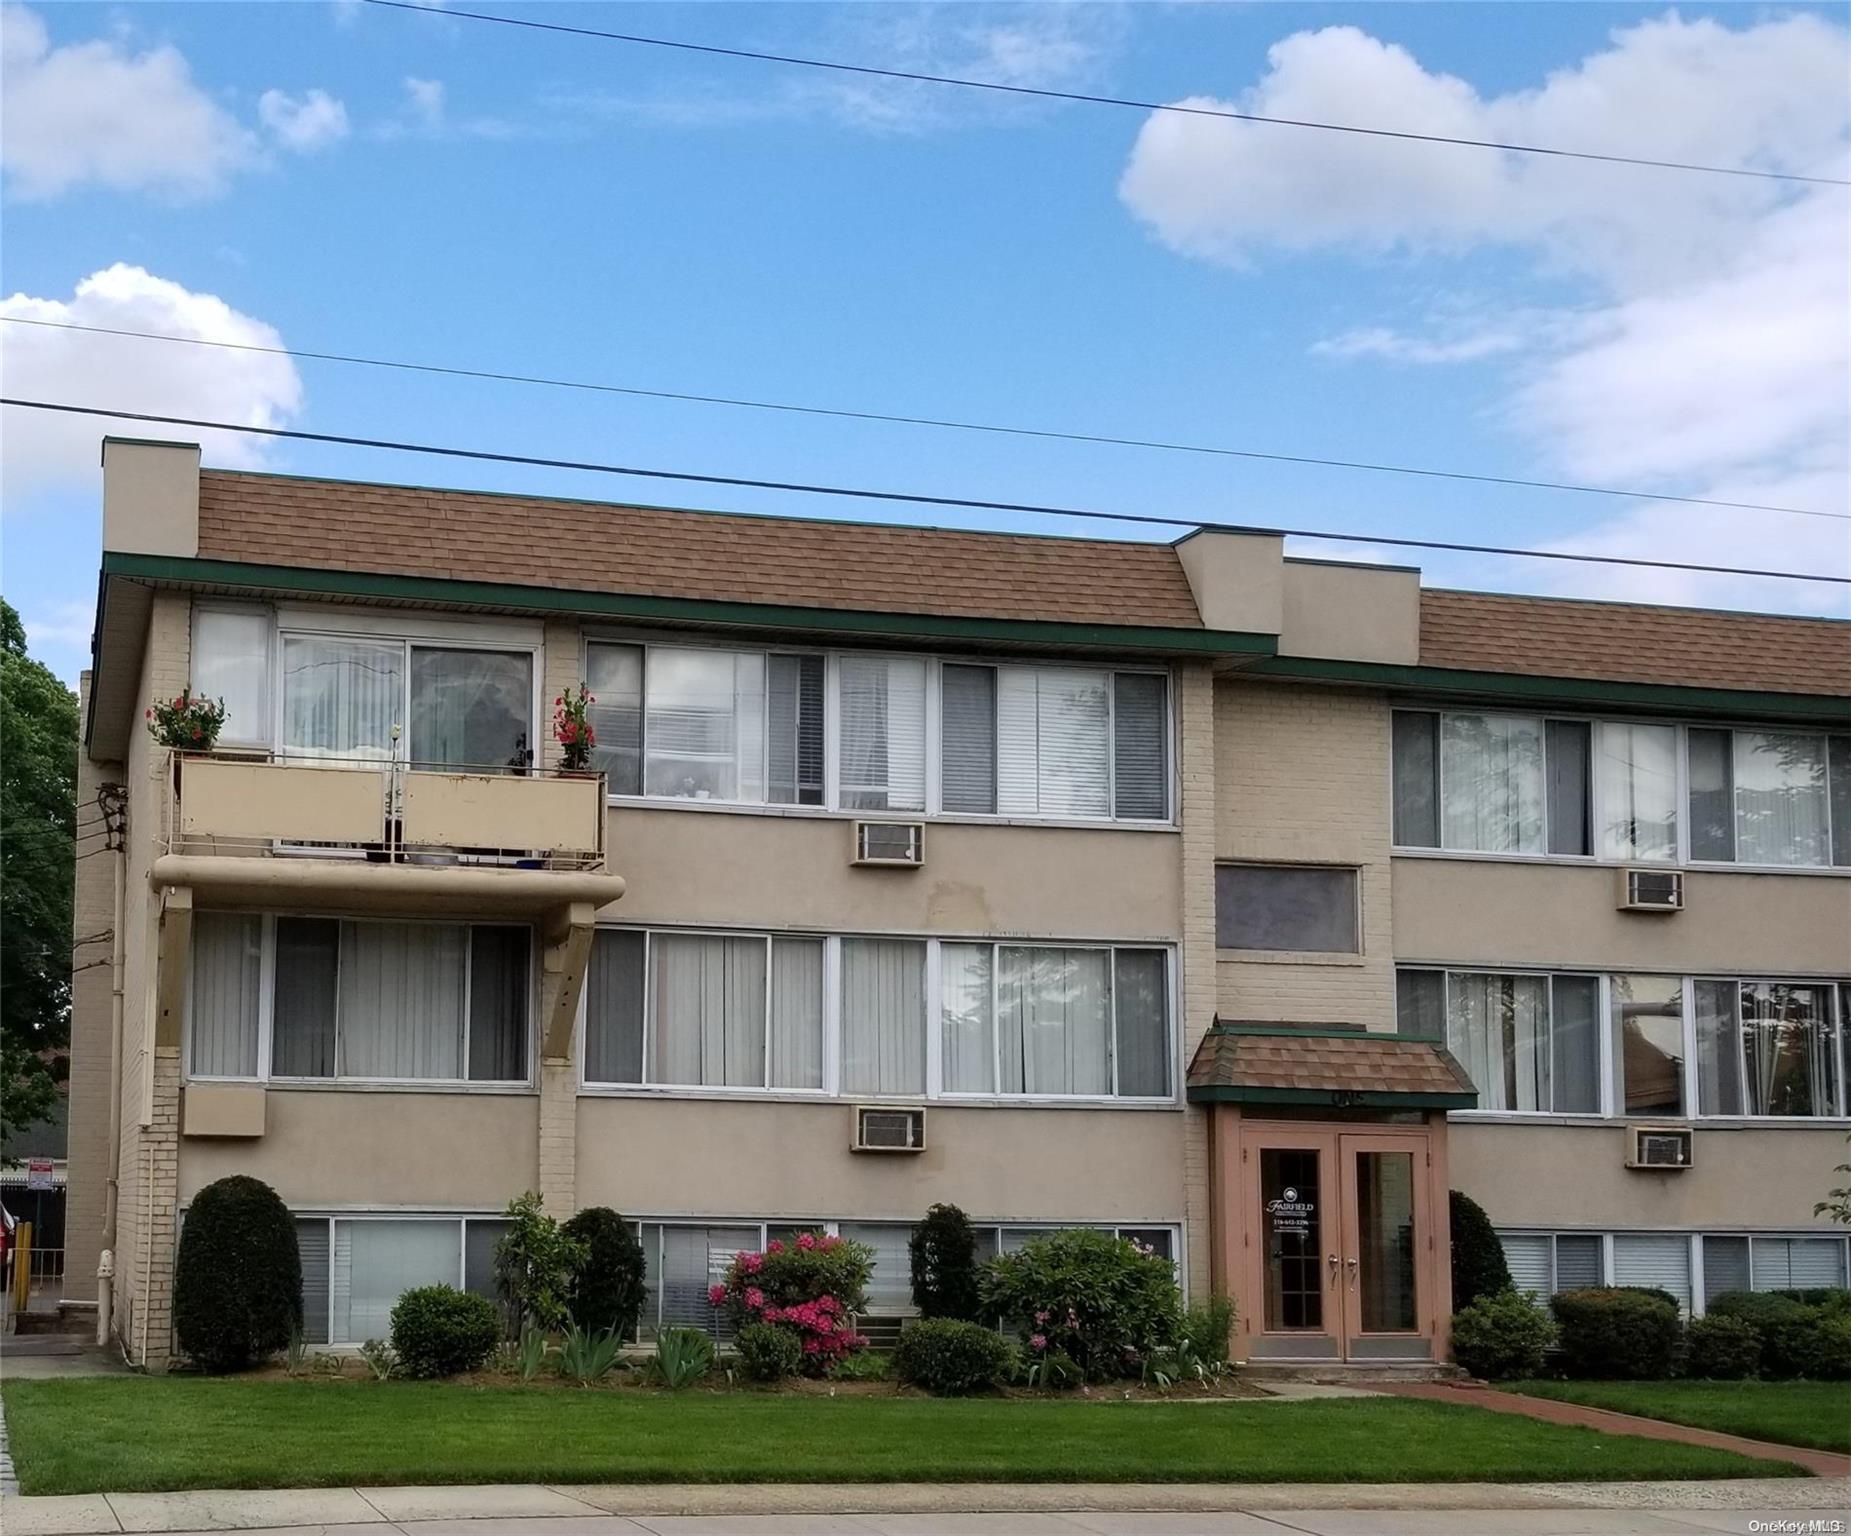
[838, 656, 926, 811]
[1595, 722, 1677, 862]
[192, 607, 271, 747]
[1689, 728, 1850, 869]
[841, 937, 927, 1096]
[585, 643, 643, 795]
[190, 915, 532, 1085]
[1704, 1234, 1850, 1304]
[408, 647, 533, 770]
[1399, 969, 1599, 1114]
[940, 944, 1170, 1099]
[1393, 711, 1588, 856]
[293, 1215, 508, 1344]
[638, 1222, 763, 1340]
[583, 929, 824, 1091]
[1695, 980, 1842, 1117]
[1612, 1233, 1692, 1313]
[1215, 864, 1359, 953]
[1612, 974, 1685, 1116]
[1498, 1231, 1603, 1299]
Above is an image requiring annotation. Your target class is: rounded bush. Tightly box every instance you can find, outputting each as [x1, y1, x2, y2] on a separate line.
[1683, 1313, 1761, 1380]
[909, 1203, 982, 1322]
[1449, 1191, 1513, 1311]
[1707, 1292, 1814, 1378]
[1808, 1314, 1851, 1380]
[895, 1318, 1015, 1395]
[735, 1321, 805, 1382]
[1450, 1289, 1556, 1381]
[979, 1228, 1180, 1380]
[1549, 1288, 1681, 1379]
[563, 1206, 648, 1339]
[390, 1285, 500, 1379]
[173, 1175, 302, 1373]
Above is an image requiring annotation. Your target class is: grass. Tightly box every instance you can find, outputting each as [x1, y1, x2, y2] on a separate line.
[0, 1377, 1803, 1496]
[1513, 1380, 1851, 1455]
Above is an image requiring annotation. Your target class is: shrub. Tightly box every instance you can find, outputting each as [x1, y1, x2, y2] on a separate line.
[1177, 1296, 1236, 1371]
[1683, 1313, 1761, 1380]
[1708, 1292, 1812, 1378]
[894, 1318, 1014, 1395]
[980, 1228, 1180, 1381]
[1809, 1314, 1851, 1380]
[173, 1175, 303, 1373]
[910, 1204, 982, 1322]
[494, 1192, 586, 1333]
[735, 1322, 805, 1382]
[1449, 1190, 1512, 1310]
[558, 1322, 622, 1384]
[1617, 1285, 1683, 1313]
[712, 1231, 872, 1375]
[1450, 1289, 1556, 1380]
[653, 1325, 715, 1388]
[563, 1206, 648, 1339]
[1550, 1288, 1681, 1379]
[830, 1348, 893, 1382]
[390, 1285, 500, 1379]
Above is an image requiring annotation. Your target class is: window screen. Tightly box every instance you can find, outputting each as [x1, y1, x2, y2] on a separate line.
[1112, 673, 1168, 820]
[584, 929, 645, 1084]
[1215, 864, 1359, 953]
[940, 664, 997, 813]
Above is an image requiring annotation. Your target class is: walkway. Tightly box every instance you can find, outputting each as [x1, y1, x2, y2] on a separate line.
[1376, 1383, 1851, 1481]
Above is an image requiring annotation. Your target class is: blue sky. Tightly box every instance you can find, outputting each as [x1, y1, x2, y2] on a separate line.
[3, 1, 1847, 684]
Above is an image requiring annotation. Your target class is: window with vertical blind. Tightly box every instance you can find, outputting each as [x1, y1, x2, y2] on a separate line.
[1501, 1230, 1851, 1316]
[288, 1214, 510, 1345]
[1397, 969, 1599, 1114]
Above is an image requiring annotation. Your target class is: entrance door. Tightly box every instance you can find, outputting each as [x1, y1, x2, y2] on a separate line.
[1239, 1123, 1434, 1362]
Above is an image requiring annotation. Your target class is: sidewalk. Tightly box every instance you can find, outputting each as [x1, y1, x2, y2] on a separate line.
[4, 1479, 1847, 1536]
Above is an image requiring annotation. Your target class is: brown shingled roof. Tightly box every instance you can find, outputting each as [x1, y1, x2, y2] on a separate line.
[194, 471, 1206, 630]
[1420, 589, 1850, 698]
[1186, 1026, 1477, 1106]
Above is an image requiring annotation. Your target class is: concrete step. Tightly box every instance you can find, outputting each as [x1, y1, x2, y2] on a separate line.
[1239, 1361, 1466, 1385]
[11, 1309, 91, 1338]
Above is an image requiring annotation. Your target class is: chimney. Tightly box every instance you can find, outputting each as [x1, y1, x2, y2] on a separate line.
[101, 437, 201, 558]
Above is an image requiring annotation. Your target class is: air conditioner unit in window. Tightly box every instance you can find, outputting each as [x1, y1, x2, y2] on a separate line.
[852, 820, 924, 868]
[1626, 1125, 1693, 1170]
[851, 1105, 927, 1153]
[1618, 867, 1684, 913]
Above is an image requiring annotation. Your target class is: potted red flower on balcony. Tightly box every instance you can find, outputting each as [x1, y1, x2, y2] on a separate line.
[147, 689, 229, 792]
[553, 685, 597, 773]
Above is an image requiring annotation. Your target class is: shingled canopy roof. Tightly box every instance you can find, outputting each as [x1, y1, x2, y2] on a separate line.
[1187, 1023, 1477, 1110]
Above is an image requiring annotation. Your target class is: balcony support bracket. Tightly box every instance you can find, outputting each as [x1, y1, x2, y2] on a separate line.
[542, 900, 597, 1061]
[154, 884, 194, 1050]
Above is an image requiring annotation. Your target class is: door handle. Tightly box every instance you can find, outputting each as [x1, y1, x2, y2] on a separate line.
[1327, 1253, 1340, 1286]
[1345, 1256, 1359, 1291]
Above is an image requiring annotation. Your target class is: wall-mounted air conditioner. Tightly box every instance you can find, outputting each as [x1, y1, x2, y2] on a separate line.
[1618, 867, 1684, 913]
[850, 1104, 927, 1153]
[1626, 1125, 1693, 1170]
[852, 821, 924, 867]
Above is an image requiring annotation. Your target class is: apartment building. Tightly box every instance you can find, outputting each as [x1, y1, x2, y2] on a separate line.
[63, 437, 1850, 1369]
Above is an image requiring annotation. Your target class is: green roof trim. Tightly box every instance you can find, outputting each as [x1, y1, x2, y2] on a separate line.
[1247, 654, 1848, 723]
[101, 552, 1279, 657]
[1185, 1083, 1478, 1109]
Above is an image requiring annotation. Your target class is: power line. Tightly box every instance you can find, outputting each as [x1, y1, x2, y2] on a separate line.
[6, 396, 1845, 589]
[5, 317, 1839, 524]
[363, 0, 1850, 188]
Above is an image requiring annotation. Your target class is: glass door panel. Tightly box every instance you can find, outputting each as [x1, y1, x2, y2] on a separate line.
[1260, 1146, 1326, 1331]
[1354, 1150, 1418, 1332]
[409, 648, 533, 771]
[281, 637, 403, 763]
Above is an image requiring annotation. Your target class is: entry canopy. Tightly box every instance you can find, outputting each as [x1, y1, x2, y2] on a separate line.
[1186, 1022, 1478, 1111]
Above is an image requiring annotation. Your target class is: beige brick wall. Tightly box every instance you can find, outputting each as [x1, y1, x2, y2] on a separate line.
[1176, 662, 1218, 1298]
[538, 1062, 578, 1217]
[1212, 679, 1395, 1031]
[539, 619, 581, 773]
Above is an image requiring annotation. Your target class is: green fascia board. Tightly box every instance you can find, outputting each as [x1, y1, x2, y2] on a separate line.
[101, 553, 1278, 657]
[1186, 1084, 1479, 1109]
[1247, 655, 1848, 724]
[1209, 1023, 1374, 1040]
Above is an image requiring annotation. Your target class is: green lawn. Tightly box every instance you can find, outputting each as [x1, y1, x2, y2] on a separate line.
[0, 1378, 1803, 1496]
[1514, 1380, 1851, 1455]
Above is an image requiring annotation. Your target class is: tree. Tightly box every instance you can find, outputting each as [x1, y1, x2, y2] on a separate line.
[1816, 1133, 1851, 1225]
[172, 1175, 302, 1371]
[1449, 1189, 1513, 1308]
[909, 1203, 982, 1321]
[562, 1205, 648, 1338]
[1, 599, 78, 1151]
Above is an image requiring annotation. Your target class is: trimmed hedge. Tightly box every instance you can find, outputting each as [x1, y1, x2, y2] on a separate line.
[390, 1285, 500, 1378]
[1683, 1313, 1761, 1380]
[735, 1322, 805, 1382]
[1448, 1191, 1512, 1310]
[563, 1206, 648, 1339]
[1549, 1288, 1681, 1380]
[1451, 1289, 1556, 1381]
[172, 1175, 302, 1373]
[894, 1318, 1015, 1395]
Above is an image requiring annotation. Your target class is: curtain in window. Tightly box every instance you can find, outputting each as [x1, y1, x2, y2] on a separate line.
[1555, 1235, 1603, 1289]
[585, 929, 645, 1084]
[1549, 975, 1600, 1114]
[838, 656, 926, 811]
[463, 1219, 512, 1302]
[1113, 949, 1169, 1097]
[338, 922, 466, 1079]
[840, 938, 925, 1095]
[1396, 970, 1446, 1041]
[1740, 983, 1835, 1116]
[995, 667, 1041, 816]
[1694, 980, 1743, 1115]
[768, 937, 824, 1090]
[838, 1223, 916, 1313]
[1544, 719, 1591, 856]
[1440, 714, 1545, 854]
[586, 643, 644, 795]
[1446, 973, 1550, 1112]
[467, 927, 529, 1081]
[1703, 1235, 1751, 1299]
[650, 934, 766, 1088]
[1035, 671, 1111, 819]
[657, 1225, 756, 1337]
[190, 913, 261, 1077]
[941, 942, 994, 1093]
[1832, 737, 1851, 868]
[1612, 1234, 1691, 1313]
[1392, 712, 1440, 847]
[767, 655, 825, 806]
[940, 664, 997, 814]
[193, 609, 271, 747]
[1686, 727, 1737, 861]
[1498, 1233, 1551, 1299]
[644, 648, 764, 802]
[280, 636, 402, 762]
[331, 1219, 459, 1343]
[999, 947, 1110, 1096]
[1595, 722, 1677, 861]
[409, 648, 532, 771]
[1752, 1237, 1847, 1290]
[296, 1219, 331, 1344]
[1112, 673, 1168, 820]
[272, 918, 339, 1077]
[1734, 731, 1829, 867]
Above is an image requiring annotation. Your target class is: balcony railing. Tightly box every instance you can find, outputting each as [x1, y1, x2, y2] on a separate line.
[164, 751, 607, 872]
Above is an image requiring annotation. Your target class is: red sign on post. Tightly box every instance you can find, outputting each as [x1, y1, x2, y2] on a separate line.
[26, 1158, 54, 1191]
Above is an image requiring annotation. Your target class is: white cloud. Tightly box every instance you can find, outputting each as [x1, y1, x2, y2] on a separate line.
[1117, 12, 1851, 614]
[258, 87, 350, 153]
[0, 2, 257, 199]
[403, 76, 445, 129]
[0, 265, 304, 501]
[21, 598, 94, 656]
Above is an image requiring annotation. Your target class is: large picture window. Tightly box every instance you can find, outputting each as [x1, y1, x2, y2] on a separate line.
[1396, 969, 1599, 1114]
[1695, 979, 1842, 1118]
[293, 1214, 509, 1345]
[1501, 1230, 1851, 1315]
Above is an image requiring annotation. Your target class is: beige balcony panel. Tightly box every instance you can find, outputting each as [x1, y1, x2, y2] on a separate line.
[183, 1082, 266, 1138]
[179, 757, 386, 845]
[401, 770, 601, 857]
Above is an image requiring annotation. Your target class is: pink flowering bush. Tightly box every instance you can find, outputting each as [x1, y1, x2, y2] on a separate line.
[709, 1230, 873, 1375]
[980, 1228, 1181, 1381]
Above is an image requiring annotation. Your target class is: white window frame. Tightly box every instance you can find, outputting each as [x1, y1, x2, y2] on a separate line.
[1410, 965, 1610, 1120]
[1688, 974, 1849, 1122]
[184, 914, 538, 1090]
[580, 923, 1178, 1106]
[191, 601, 275, 750]
[290, 1210, 510, 1347]
[583, 633, 1175, 829]
[1391, 708, 1849, 876]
